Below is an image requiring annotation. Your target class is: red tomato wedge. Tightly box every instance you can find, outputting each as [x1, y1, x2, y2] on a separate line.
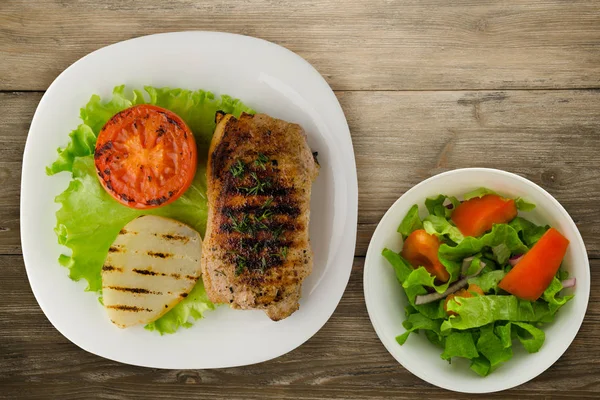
[94, 105, 197, 209]
[498, 228, 570, 301]
[401, 229, 450, 282]
[451, 194, 518, 237]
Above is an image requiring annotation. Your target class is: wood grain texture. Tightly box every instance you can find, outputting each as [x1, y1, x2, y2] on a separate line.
[0, 92, 39, 254]
[3, 1, 600, 397]
[1, 0, 600, 91]
[1, 255, 599, 399]
[347, 89, 600, 257]
[2, 91, 599, 256]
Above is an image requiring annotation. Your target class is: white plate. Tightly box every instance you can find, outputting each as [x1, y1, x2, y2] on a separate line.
[364, 168, 589, 393]
[21, 32, 358, 369]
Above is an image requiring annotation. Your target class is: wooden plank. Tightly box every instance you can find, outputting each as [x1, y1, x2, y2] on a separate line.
[347, 89, 600, 256]
[1, 0, 600, 91]
[1, 255, 599, 399]
[0, 92, 39, 163]
[3, 91, 600, 256]
[0, 92, 40, 254]
[0, 164, 21, 254]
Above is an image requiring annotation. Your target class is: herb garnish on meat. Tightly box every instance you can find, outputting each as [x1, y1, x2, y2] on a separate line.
[230, 159, 245, 178]
[254, 153, 269, 170]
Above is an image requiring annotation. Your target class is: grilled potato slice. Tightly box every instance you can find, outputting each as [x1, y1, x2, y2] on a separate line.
[102, 215, 202, 328]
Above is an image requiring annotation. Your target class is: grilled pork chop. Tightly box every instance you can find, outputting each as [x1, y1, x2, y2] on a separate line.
[201, 112, 319, 321]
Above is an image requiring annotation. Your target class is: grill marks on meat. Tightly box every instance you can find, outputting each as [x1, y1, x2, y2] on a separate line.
[202, 113, 319, 321]
[218, 192, 301, 274]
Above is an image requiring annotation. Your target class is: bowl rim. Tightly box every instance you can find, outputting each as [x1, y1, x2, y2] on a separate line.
[363, 167, 590, 393]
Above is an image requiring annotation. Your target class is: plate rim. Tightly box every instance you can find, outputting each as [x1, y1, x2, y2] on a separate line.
[20, 31, 358, 369]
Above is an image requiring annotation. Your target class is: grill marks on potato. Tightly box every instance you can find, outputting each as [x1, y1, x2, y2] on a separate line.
[102, 215, 203, 328]
[156, 233, 191, 244]
[106, 286, 162, 295]
[102, 265, 123, 272]
[131, 268, 198, 281]
[132, 268, 160, 276]
[146, 250, 173, 259]
[106, 305, 153, 312]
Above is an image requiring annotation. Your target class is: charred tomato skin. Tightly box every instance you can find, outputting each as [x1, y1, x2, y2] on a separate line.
[94, 105, 197, 209]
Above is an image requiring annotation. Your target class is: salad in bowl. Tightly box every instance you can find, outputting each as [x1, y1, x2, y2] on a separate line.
[383, 187, 573, 377]
[364, 168, 589, 393]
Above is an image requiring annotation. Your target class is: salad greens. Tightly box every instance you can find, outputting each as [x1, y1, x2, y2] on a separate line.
[48, 85, 254, 334]
[509, 217, 550, 247]
[438, 224, 529, 264]
[382, 189, 573, 376]
[397, 204, 423, 238]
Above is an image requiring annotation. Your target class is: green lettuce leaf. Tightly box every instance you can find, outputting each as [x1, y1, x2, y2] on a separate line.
[423, 214, 464, 244]
[396, 312, 442, 345]
[463, 187, 497, 200]
[470, 321, 545, 376]
[495, 322, 513, 348]
[403, 264, 459, 295]
[441, 295, 554, 332]
[542, 277, 574, 314]
[491, 243, 511, 265]
[479, 256, 498, 274]
[465, 256, 483, 276]
[515, 198, 536, 212]
[511, 322, 545, 353]
[438, 224, 529, 264]
[468, 270, 506, 293]
[425, 194, 459, 218]
[557, 269, 569, 281]
[384, 246, 460, 304]
[382, 248, 446, 319]
[425, 329, 445, 348]
[441, 331, 479, 361]
[476, 324, 513, 369]
[509, 217, 549, 247]
[470, 356, 491, 376]
[49, 85, 254, 334]
[46, 124, 97, 175]
[383, 248, 413, 282]
[397, 204, 423, 238]
[145, 281, 216, 334]
[495, 322, 546, 353]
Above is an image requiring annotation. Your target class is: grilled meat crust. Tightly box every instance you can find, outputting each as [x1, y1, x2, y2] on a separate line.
[201, 112, 319, 321]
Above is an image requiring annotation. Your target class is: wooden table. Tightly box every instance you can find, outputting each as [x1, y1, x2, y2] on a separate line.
[1, 1, 599, 398]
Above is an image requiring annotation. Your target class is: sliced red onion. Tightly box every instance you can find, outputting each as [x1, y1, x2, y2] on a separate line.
[561, 278, 576, 289]
[443, 198, 455, 209]
[415, 261, 487, 305]
[415, 278, 468, 305]
[509, 254, 524, 267]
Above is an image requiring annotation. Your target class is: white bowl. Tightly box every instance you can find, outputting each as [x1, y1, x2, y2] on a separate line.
[364, 168, 590, 393]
